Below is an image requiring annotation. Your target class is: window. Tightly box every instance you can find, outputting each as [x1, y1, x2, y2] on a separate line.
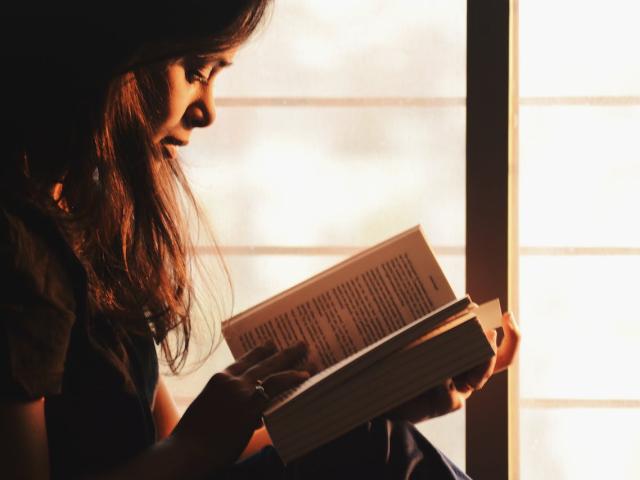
[517, 0, 640, 478]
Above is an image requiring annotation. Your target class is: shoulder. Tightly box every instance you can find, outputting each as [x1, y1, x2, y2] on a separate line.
[0, 198, 79, 313]
[0, 197, 80, 400]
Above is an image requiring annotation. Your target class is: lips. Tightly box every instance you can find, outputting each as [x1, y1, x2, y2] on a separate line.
[160, 136, 188, 159]
[163, 136, 188, 147]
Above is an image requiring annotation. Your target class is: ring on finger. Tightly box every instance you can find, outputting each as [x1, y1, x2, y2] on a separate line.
[254, 379, 270, 402]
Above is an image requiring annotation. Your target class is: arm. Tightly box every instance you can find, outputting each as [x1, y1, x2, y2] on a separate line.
[153, 373, 273, 458]
[152, 377, 181, 440]
[0, 398, 50, 479]
[108, 342, 310, 478]
[239, 427, 273, 460]
[1, 343, 310, 480]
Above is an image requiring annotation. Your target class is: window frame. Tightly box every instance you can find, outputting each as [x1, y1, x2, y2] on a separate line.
[465, 0, 517, 478]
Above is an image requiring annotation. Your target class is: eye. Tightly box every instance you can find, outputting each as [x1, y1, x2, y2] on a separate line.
[181, 55, 231, 85]
[186, 67, 210, 85]
[182, 57, 213, 85]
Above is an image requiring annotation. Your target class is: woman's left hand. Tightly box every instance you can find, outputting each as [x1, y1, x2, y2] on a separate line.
[386, 311, 520, 424]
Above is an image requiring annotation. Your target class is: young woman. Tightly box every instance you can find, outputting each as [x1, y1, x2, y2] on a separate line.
[0, 4, 519, 479]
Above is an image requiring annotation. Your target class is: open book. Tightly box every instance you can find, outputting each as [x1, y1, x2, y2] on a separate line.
[222, 226, 500, 463]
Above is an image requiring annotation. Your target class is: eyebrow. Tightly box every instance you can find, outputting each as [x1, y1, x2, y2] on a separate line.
[195, 53, 234, 69]
[217, 59, 233, 69]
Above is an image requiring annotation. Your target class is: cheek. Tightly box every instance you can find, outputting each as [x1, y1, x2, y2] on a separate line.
[153, 69, 191, 141]
[159, 98, 185, 132]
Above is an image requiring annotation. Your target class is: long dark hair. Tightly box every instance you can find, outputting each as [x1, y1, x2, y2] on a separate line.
[1, 1, 272, 378]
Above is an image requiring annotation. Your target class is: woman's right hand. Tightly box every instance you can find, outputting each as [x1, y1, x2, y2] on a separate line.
[169, 341, 311, 473]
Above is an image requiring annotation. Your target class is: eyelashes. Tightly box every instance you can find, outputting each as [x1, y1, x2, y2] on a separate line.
[182, 55, 229, 85]
[186, 68, 210, 85]
[182, 56, 212, 85]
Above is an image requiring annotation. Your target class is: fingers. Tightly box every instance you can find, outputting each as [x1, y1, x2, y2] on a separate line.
[485, 327, 499, 353]
[226, 341, 277, 375]
[247, 360, 312, 416]
[221, 341, 313, 417]
[262, 370, 311, 397]
[453, 329, 498, 394]
[187, 342, 315, 455]
[451, 311, 520, 396]
[453, 311, 520, 393]
[494, 311, 520, 373]
[244, 342, 310, 382]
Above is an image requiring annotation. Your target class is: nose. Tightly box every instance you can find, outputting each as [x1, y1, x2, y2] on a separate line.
[185, 85, 216, 129]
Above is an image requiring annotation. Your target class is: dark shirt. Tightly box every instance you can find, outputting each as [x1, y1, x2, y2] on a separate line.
[0, 193, 158, 479]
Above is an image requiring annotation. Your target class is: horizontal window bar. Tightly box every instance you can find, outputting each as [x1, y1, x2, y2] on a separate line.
[216, 97, 465, 108]
[195, 246, 640, 256]
[214, 96, 640, 108]
[520, 246, 640, 256]
[521, 398, 640, 409]
[520, 96, 640, 107]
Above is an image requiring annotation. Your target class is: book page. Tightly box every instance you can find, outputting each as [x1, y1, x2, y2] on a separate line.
[223, 226, 457, 370]
[264, 297, 471, 416]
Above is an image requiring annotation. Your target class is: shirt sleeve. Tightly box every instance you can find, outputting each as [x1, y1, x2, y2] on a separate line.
[0, 207, 77, 400]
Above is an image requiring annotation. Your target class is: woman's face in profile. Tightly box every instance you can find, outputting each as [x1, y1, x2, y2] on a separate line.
[153, 48, 237, 159]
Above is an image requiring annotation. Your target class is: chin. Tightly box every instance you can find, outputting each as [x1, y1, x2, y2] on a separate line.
[161, 143, 178, 160]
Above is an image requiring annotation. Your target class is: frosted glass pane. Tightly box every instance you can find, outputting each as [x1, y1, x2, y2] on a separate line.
[182, 106, 465, 247]
[520, 408, 640, 480]
[519, 106, 640, 247]
[519, 255, 640, 399]
[520, 0, 640, 96]
[225, 254, 346, 314]
[518, 3, 640, 479]
[218, 0, 466, 97]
